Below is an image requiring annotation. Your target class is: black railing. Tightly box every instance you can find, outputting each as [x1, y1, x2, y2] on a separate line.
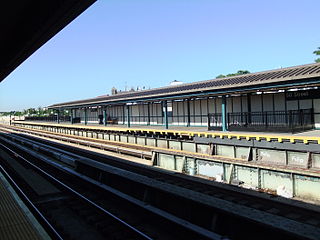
[208, 113, 222, 130]
[25, 116, 71, 122]
[130, 115, 163, 125]
[227, 109, 314, 132]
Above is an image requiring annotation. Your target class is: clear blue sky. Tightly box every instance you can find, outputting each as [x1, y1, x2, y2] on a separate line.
[1, 0, 319, 112]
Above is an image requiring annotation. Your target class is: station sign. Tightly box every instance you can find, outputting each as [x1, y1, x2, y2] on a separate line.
[285, 89, 320, 100]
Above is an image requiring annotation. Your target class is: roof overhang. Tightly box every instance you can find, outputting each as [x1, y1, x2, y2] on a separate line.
[0, 0, 96, 82]
[49, 76, 320, 109]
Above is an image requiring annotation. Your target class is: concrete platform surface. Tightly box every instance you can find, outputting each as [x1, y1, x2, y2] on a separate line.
[0, 171, 50, 240]
[12, 121, 320, 144]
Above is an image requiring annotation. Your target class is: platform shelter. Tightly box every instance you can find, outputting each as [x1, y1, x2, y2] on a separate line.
[47, 63, 320, 133]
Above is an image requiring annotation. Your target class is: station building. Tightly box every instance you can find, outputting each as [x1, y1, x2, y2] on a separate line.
[49, 62, 320, 133]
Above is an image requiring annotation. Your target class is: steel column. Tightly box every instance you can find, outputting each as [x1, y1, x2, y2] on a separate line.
[187, 99, 191, 127]
[163, 100, 169, 129]
[103, 108, 107, 126]
[127, 104, 131, 128]
[57, 109, 60, 124]
[147, 102, 151, 126]
[222, 96, 227, 131]
[70, 109, 74, 124]
[84, 108, 87, 125]
[247, 93, 252, 124]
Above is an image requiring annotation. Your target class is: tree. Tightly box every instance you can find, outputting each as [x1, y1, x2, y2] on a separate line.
[216, 70, 250, 78]
[314, 47, 320, 63]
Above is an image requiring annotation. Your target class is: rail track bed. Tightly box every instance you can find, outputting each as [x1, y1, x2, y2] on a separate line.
[1, 125, 320, 239]
[0, 136, 212, 239]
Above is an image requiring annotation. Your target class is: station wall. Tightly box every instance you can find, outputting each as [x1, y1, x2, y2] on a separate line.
[73, 90, 319, 129]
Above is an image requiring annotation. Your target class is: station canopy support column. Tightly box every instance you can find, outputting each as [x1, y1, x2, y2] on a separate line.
[147, 102, 151, 126]
[163, 100, 169, 129]
[187, 99, 191, 127]
[70, 109, 74, 124]
[127, 104, 131, 128]
[57, 109, 60, 124]
[84, 108, 87, 125]
[103, 107, 107, 126]
[221, 96, 227, 131]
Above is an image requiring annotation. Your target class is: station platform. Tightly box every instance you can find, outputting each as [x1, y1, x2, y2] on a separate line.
[12, 121, 320, 144]
[0, 170, 49, 240]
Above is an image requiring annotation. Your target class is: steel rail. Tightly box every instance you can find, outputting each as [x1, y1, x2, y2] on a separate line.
[0, 141, 153, 240]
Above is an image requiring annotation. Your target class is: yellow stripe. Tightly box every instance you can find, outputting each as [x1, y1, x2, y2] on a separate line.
[13, 121, 320, 145]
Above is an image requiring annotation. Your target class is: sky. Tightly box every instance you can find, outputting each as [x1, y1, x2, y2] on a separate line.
[1, 0, 320, 112]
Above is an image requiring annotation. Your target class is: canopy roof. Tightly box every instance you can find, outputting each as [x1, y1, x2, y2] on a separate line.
[50, 62, 320, 109]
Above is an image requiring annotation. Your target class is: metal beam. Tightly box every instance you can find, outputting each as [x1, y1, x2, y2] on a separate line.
[103, 108, 107, 126]
[163, 100, 168, 129]
[127, 105, 131, 128]
[84, 108, 87, 125]
[147, 102, 151, 126]
[57, 109, 60, 124]
[187, 99, 191, 127]
[221, 96, 227, 131]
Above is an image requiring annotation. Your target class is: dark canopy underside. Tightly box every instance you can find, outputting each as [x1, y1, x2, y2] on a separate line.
[0, 0, 96, 82]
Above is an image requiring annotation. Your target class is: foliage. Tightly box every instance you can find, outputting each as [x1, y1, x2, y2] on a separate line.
[0, 107, 64, 117]
[314, 47, 320, 63]
[216, 70, 250, 78]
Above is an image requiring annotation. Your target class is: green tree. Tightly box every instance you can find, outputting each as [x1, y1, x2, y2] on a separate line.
[216, 70, 250, 78]
[314, 47, 320, 63]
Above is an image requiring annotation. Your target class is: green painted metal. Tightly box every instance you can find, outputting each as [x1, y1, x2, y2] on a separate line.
[156, 152, 320, 201]
[127, 105, 131, 128]
[157, 139, 168, 149]
[146, 138, 156, 147]
[57, 109, 60, 124]
[84, 108, 87, 125]
[257, 149, 286, 164]
[221, 96, 227, 131]
[312, 153, 320, 168]
[163, 100, 169, 129]
[168, 141, 181, 150]
[70, 109, 74, 124]
[147, 102, 151, 126]
[196, 144, 210, 154]
[216, 145, 234, 158]
[103, 108, 107, 126]
[136, 137, 146, 146]
[182, 142, 196, 152]
[287, 151, 309, 168]
[235, 146, 250, 160]
[187, 99, 191, 127]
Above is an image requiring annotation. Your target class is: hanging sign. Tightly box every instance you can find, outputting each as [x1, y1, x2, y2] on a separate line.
[285, 89, 320, 100]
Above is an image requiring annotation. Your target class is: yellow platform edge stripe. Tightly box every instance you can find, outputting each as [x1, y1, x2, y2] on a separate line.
[12, 121, 320, 144]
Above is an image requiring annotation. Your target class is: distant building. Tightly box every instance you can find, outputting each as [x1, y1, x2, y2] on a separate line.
[170, 80, 183, 86]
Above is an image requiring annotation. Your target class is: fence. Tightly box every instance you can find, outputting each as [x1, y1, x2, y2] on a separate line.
[213, 108, 315, 132]
[25, 116, 71, 122]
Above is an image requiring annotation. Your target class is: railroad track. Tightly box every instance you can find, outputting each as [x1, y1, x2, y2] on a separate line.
[0, 143, 156, 240]
[1, 124, 153, 159]
[1, 125, 320, 239]
[0, 129, 223, 240]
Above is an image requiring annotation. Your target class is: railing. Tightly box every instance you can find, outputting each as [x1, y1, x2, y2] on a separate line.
[227, 108, 314, 132]
[130, 115, 163, 125]
[208, 113, 222, 130]
[25, 116, 71, 122]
